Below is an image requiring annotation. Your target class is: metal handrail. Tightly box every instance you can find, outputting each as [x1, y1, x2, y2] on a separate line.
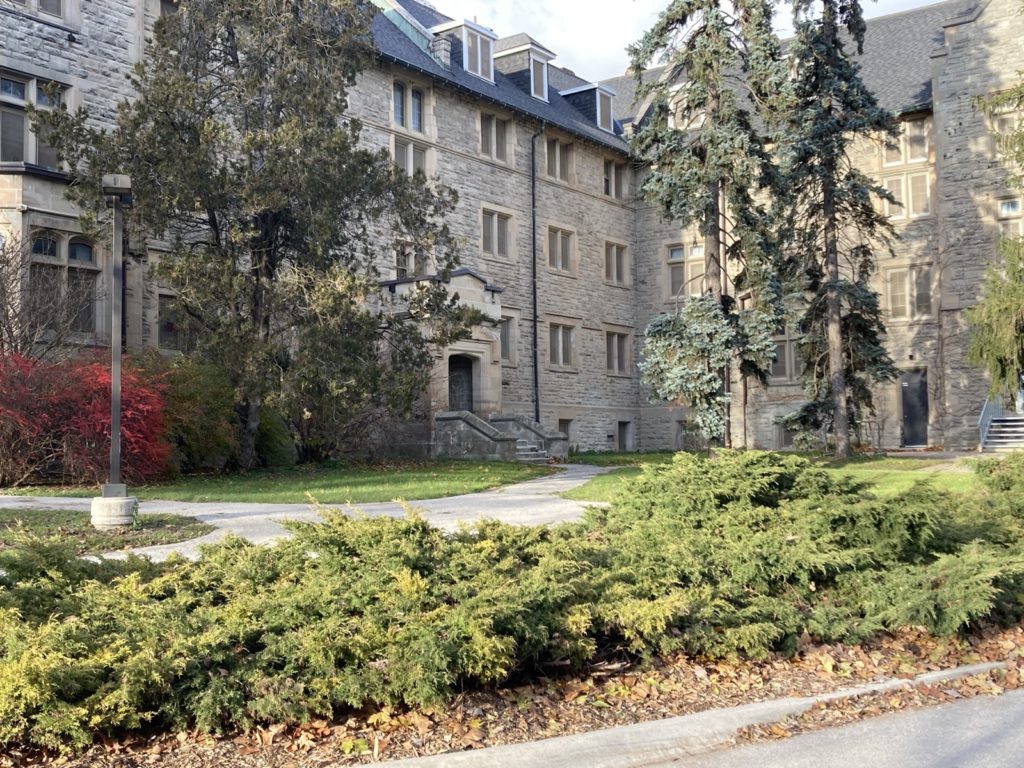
[978, 396, 1005, 447]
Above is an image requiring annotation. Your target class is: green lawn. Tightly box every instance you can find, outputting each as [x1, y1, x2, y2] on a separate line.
[2, 461, 554, 505]
[0, 508, 214, 556]
[564, 453, 981, 503]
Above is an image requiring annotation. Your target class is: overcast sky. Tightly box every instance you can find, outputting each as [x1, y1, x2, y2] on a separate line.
[431, 0, 945, 81]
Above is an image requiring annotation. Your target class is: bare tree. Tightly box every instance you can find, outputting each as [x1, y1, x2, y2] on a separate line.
[0, 233, 98, 360]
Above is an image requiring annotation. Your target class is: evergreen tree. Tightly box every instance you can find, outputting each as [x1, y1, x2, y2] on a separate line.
[34, 0, 474, 467]
[629, 0, 788, 444]
[780, 0, 899, 457]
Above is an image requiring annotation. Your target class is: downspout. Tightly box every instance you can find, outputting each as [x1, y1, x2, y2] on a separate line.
[531, 124, 545, 424]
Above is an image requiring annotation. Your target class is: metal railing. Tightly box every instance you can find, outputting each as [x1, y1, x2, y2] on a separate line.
[978, 396, 1005, 448]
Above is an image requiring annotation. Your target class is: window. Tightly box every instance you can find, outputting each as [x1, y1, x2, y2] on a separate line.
[158, 294, 185, 350]
[396, 245, 428, 279]
[557, 419, 572, 439]
[883, 116, 930, 166]
[603, 160, 626, 198]
[606, 331, 630, 375]
[888, 266, 933, 320]
[11, 0, 64, 19]
[546, 138, 572, 182]
[605, 242, 628, 285]
[393, 138, 427, 177]
[997, 197, 1022, 238]
[598, 91, 614, 132]
[0, 72, 63, 168]
[498, 317, 516, 363]
[480, 113, 508, 162]
[531, 58, 547, 100]
[548, 323, 575, 367]
[882, 173, 930, 219]
[393, 81, 424, 133]
[770, 326, 801, 383]
[463, 28, 494, 81]
[547, 227, 573, 272]
[667, 242, 704, 298]
[29, 232, 99, 337]
[482, 209, 510, 257]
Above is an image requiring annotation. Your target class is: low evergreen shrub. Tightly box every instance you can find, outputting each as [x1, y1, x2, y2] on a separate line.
[1, 451, 1022, 752]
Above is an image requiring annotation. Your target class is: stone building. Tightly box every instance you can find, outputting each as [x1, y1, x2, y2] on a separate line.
[1, 0, 1021, 455]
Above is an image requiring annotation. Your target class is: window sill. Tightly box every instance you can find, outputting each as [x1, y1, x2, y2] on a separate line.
[547, 267, 577, 278]
[547, 365, 578, 374]
[0, 162, 69, 182]
[604, 280, 630, 290]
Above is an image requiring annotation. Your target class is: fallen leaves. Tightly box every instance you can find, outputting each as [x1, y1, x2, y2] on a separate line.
[7, 623, 1021, 768]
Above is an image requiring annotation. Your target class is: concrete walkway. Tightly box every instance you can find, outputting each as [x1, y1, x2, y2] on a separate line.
[0, 463, 610, 560]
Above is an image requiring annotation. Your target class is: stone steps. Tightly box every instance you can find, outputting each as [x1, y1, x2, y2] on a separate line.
[516, 439, 550, 465]
[982, 416, 1024, 452]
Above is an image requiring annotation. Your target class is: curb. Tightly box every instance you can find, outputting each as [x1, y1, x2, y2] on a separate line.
[378, 661, 1006, 768]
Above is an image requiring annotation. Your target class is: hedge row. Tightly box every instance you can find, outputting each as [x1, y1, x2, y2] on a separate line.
[2, 451, 1023, 752]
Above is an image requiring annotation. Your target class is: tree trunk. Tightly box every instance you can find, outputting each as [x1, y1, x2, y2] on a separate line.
[823, 182, 850, 458]
[705, 178, 732, 447]
[236, 395, 262, 470]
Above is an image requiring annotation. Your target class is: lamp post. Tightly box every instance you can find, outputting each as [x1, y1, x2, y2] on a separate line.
[90, 174, 135, 530]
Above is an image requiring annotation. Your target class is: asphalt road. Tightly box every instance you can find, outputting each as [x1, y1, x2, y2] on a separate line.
[664, 689, 1024, 768]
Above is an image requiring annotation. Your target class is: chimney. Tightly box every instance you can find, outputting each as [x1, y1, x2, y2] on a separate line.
[429, 37, 452, 70]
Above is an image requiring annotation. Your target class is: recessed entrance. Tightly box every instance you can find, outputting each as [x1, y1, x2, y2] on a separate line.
[448, 355, 475, 413]
[900, 369, 929, 447]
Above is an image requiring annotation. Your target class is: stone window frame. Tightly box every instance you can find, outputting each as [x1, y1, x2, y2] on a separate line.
[545, 136, 574, 184]
[604, 325, 633, 377]
[882, 115, 931, 167]
[881, 171, 931, 220]
[0, 70, 64, 169]
[769, 325, 802, 384]
[392, 135, 429, 178]
[479, 110, 512, 164]
[394, 241, 430, 279]
[9, 0, 66, 22]
[996, 196, 1023, 238]
[604, 239, 629, 287]
[887, 264, 934, 322]
[480, 203, 514, 260]
[546, 223, 576, 275]
[392, 77, 431, 137]
[666, 239, 704, 300]
[546, 317, 578, 371]
[497, 310, 520, 367]
[28, 228, 102, 339]
[603, 158, 627, 199]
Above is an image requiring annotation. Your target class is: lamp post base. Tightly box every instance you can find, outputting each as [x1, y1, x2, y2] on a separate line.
[91, 494, 137, 530]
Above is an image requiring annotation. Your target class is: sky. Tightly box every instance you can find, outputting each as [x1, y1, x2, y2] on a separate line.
[429, 0, 947, 81]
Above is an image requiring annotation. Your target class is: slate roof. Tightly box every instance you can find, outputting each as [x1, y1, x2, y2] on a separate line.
[600, 0, 981, 125]
[852, 0, 979, 114]
[493, 32, 556, 55]
[393, 0, 451, 29]
[372, 2, 629, 152]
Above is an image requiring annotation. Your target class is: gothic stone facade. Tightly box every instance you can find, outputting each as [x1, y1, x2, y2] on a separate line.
[1, 0, 1021, 453]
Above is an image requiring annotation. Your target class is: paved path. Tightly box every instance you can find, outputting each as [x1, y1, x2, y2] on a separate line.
[665, 689, 1024, 768]
[0, 463, 609, 560]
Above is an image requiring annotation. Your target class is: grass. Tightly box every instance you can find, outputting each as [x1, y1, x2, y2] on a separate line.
[563, 452, 982, 502]
[0, 508, 214, 556]
[2, 461, 554, 505]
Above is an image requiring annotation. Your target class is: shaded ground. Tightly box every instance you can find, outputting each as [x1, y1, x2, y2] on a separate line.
[0, 508, 213, 556]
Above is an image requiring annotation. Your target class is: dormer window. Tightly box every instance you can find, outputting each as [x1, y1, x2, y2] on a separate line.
[464, 28, 493, 81]
[598, 92, 614, 133]
[531, 57, 547, 100]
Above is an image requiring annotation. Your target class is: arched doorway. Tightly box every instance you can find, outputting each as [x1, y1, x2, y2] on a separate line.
[448, 355, 475, 412]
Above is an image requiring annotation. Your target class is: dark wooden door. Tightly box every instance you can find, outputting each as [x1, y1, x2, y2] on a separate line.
[900, 369, 928, 447]
[448, 355, 474, 412]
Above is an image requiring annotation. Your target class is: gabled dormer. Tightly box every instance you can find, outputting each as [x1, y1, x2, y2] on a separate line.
[431, 20, 498, 83]
[494, 34, 556, 102]
[559, 84, 617, 133]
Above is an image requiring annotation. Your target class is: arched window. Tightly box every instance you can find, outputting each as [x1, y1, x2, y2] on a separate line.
[31, 233, 58, 258]
[68, 240, 94, 263]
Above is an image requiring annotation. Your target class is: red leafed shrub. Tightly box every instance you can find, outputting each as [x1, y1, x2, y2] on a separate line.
[0, 354, 171, 486]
